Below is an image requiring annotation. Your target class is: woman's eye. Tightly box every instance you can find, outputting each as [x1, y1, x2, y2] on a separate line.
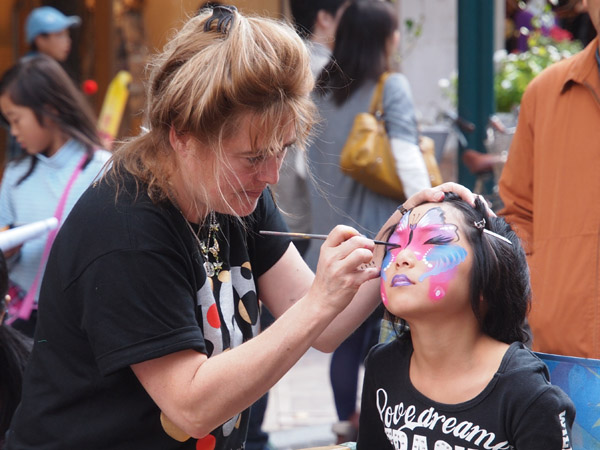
[247, 155, 266, 165]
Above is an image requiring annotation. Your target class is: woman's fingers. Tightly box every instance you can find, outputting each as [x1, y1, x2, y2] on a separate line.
[399, 182, 496, 217]
[311, 226, 380, 313]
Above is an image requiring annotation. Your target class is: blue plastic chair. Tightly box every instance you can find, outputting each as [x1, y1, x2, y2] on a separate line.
[535, 352, 600, 450]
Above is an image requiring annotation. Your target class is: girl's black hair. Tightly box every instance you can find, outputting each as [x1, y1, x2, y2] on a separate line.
[317, 0, 398, 105]
[385, 193, 531, 344]
[0, 54, 102, 185]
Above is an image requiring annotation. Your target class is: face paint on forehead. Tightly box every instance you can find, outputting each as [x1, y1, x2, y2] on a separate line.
[380, 207, 468, 303]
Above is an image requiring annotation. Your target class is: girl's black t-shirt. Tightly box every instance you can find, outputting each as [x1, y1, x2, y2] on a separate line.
[357, 339, 576, 450]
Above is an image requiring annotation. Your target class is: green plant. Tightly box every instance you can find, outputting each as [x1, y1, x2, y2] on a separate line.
[494, 32, 582, 112]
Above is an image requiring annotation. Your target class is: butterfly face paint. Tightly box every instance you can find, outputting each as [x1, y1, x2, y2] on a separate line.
[380, 206, 467, 304]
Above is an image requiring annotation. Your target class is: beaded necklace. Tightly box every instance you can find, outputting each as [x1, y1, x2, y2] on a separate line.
[181, 210, 223, 278]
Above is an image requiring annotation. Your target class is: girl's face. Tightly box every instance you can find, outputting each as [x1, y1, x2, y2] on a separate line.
[175, 113, 296, 219]
[380, 203, 473, 320]
[0, 94, 64, 157]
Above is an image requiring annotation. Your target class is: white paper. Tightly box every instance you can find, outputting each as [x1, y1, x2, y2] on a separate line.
[0, 218, 59, 252]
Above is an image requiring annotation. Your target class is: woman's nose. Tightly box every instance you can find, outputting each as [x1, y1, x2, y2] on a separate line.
[258, 155, 281, 185]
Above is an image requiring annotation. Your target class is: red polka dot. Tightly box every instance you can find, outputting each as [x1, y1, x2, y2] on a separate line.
[207, 303, 221, 329]
[196, 434, 216, 450]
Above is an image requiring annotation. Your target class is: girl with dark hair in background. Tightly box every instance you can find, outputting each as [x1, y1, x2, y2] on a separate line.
[356, 193, 575, 449]
[0, 54, 110, 336]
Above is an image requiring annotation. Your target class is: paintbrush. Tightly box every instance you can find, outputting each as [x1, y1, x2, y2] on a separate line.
[259, 230, 401, 248]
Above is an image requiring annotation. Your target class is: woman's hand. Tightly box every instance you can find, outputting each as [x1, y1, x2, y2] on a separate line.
[310, 225, 380, 316]
[374, 182, 494, 254]
[400, 182, 495, 215]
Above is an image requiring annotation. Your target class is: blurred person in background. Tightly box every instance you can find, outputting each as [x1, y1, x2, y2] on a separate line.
[306, 0, 431, 442]
[247, 4, 350, 447]
[25, 6, 81, 63]
[275, 0, 351, 261]
[4, 6, 82, 162]
[499, 0, 600, 358]
[0, 55, 110, 337]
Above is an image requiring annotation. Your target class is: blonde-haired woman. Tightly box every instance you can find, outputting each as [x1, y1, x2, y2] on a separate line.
[5, 6, 477, 450]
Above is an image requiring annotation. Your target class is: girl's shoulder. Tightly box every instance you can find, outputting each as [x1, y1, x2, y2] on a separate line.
[366, 337, 412, 365]
[93, 148, 112, 163]
[496, 342, 555, 394]
[500, 342, 548, 374]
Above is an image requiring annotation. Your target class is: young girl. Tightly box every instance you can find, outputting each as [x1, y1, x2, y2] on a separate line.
[0, 54, 111, 336]
[357, 193, 576, 449]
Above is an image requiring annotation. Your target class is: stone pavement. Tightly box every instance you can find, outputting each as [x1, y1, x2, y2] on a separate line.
[261, 347, 344, 449]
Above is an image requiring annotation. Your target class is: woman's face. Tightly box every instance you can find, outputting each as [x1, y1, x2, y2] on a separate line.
[380, 203, 473, 320]
[176, 113, 296, 219]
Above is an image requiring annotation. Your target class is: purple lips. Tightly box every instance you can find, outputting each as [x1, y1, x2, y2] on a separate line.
[391, 274, 413, 287]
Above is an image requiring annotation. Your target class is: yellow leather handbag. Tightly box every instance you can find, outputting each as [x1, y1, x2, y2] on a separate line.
[339, 73, 442, 200]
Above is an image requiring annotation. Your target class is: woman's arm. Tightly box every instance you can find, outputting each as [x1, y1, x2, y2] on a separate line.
[131, 225, 379, 439]
[261, 182, 483, 352]
[132, 184, 482, 440]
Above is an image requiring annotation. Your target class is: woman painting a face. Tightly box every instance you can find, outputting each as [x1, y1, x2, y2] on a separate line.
[357, 194, 576, 450]
[2, 6, 493, 450]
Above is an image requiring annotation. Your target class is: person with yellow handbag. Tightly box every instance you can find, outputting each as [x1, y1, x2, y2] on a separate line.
[305, 0, 438, 443]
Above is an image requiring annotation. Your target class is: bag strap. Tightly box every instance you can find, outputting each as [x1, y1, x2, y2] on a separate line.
[368, 72, 391, 117]
[7, 153, 89, 323]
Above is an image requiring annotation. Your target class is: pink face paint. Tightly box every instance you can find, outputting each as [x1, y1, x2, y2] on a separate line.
[380, 207, 467, 303]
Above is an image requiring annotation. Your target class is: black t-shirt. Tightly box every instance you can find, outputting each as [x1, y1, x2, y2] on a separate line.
[6, 173, 291, 450]
[357, 339, 576, 450]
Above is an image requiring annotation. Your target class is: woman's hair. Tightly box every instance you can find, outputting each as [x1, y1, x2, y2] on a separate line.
[107, 7, 316, 213]
[0, 54, 101, 185]
[384, 193, 531, 344]
[317, 0, 398, 105]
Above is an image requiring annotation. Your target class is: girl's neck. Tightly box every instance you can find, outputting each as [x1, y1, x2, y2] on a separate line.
[407, 322, 509, 404]
[409, 324, 500, 369]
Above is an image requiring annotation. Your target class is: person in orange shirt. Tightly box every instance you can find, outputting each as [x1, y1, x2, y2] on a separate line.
[499, 0, 600, 358]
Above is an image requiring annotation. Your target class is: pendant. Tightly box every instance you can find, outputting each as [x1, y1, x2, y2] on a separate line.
[204, 261, 215, 277]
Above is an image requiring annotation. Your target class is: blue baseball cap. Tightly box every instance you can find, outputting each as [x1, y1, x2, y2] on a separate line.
[25, 6, 81, 44]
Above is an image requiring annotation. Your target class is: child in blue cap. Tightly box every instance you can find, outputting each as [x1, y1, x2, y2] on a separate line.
[25, 6, 81, 62]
